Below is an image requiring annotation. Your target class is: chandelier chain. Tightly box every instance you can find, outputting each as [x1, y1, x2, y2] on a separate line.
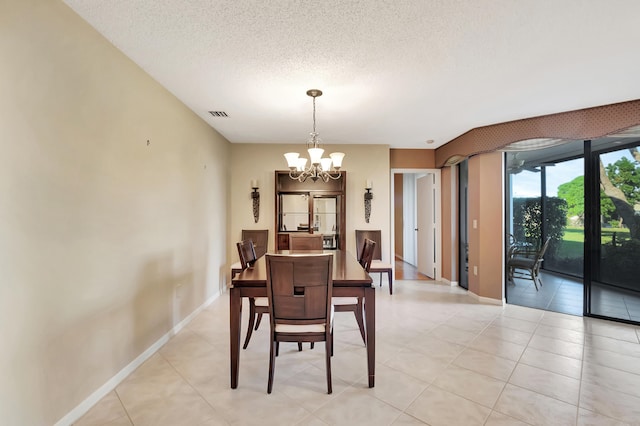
[312, 96, 317, 135]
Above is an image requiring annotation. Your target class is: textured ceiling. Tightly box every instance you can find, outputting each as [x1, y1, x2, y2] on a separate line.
[63, 0, 640, 149]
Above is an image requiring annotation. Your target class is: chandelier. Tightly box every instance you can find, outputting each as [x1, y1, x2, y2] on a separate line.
[284, 89, 345, 182]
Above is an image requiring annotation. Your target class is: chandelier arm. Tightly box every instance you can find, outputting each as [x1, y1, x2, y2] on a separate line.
[290, 165, 341, 182]
[289, 169, 307, 182]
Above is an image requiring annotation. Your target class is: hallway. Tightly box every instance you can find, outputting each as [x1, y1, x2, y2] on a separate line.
[394, 257, 431, 281]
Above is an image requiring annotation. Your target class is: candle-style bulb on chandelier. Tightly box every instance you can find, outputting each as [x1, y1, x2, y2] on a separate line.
[284, 89, 345, 182]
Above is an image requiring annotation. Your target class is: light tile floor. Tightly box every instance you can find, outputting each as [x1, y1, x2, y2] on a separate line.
[75, 280, 640, 426]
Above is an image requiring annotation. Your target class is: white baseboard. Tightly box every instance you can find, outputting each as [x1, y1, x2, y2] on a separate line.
[54, 291, 221, 426]
[441, 278, 458, 287]
[467, 290, 504, 306]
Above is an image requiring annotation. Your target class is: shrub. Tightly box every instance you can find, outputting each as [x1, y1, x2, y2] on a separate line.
[513, 197, 568, 254]
[600, 238, 640, 290]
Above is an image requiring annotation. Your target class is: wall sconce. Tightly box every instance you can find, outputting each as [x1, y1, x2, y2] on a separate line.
[364, 179, 373, 223]
[251, 180, 260, 223]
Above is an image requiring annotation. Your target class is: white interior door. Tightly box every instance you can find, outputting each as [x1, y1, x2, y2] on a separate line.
[417, 174, 435, 278]
[403, 174, 416, 266]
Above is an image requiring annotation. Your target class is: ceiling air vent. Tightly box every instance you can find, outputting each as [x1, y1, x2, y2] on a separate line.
[208, 111, 228, 117]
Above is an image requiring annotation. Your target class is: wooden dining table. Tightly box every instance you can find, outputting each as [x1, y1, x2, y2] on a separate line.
[229, 249, 376, 388]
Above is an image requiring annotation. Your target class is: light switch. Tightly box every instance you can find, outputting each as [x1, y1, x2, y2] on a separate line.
[472, 219, 478, 229]
[473, 266, 478, 276]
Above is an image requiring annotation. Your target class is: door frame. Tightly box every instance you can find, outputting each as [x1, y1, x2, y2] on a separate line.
[390, 168, 442, 281]
[417, 173, 436, 278]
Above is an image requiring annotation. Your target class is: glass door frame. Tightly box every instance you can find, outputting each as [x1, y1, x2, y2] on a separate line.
[584, 138, 640, 325]
[502, 137, 640, 325]
[504, 146, 586, 309]
[458, 159, 468, 290]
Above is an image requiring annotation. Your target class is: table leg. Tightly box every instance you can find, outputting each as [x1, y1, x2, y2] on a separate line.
[364, 286, 375, 387]
[230, 287, 242, 389]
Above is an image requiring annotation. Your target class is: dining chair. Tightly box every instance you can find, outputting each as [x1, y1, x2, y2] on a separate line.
[507, 236, 551, 291]
[235, 240, 270, 349]
[289, 234, 323, 250]
[355, 230, 394, 294]
[333, 238, 375, 343]
[232, 230, 269, 277]
[242, 229, 268, 258]
[265, 253, 334, 394]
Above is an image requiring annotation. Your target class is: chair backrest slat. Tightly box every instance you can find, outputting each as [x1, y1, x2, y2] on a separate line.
[355, 230, 382, 261]
[236, 240, 257, 269]
[242, 229, 268, 259]
[359, 238, 376, 272]
[289, 234, 323, 250]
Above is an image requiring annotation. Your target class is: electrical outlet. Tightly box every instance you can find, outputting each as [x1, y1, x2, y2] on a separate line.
[473, 219, 478, 229]
[473, 266, 478, 276]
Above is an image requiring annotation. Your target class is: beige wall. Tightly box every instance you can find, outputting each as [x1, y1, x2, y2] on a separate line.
[229, 144, 391, 264]
[467, 152, 504, 300]
[0, 1, 230, 424]
[390, 148, 435, 169]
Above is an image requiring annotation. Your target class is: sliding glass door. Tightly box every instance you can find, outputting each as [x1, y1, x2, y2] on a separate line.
[505, 137, 640, 324]
[505, 141, 585, 315]
[544, 158, 584, 277]
[459, 160, 468, 290]
[588, 141, 640, 321]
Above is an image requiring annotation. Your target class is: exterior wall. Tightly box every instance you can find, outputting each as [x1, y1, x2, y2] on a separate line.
[229, 144, 391, 266]
[467, 152, 504, 300]
[0, 1, 230, 423]
[390, 148, 435, 168]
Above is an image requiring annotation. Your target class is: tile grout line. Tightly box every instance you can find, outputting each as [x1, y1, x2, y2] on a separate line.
[487, 310, 541, 424]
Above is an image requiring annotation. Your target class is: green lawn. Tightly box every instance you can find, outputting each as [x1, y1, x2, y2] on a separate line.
[555, 227, 583, 258]
[601, 227, 630, 244]
[555, 226, 630, 259]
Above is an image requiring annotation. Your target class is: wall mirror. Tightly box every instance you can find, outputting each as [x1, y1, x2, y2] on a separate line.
[279, 193, 310, 231]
